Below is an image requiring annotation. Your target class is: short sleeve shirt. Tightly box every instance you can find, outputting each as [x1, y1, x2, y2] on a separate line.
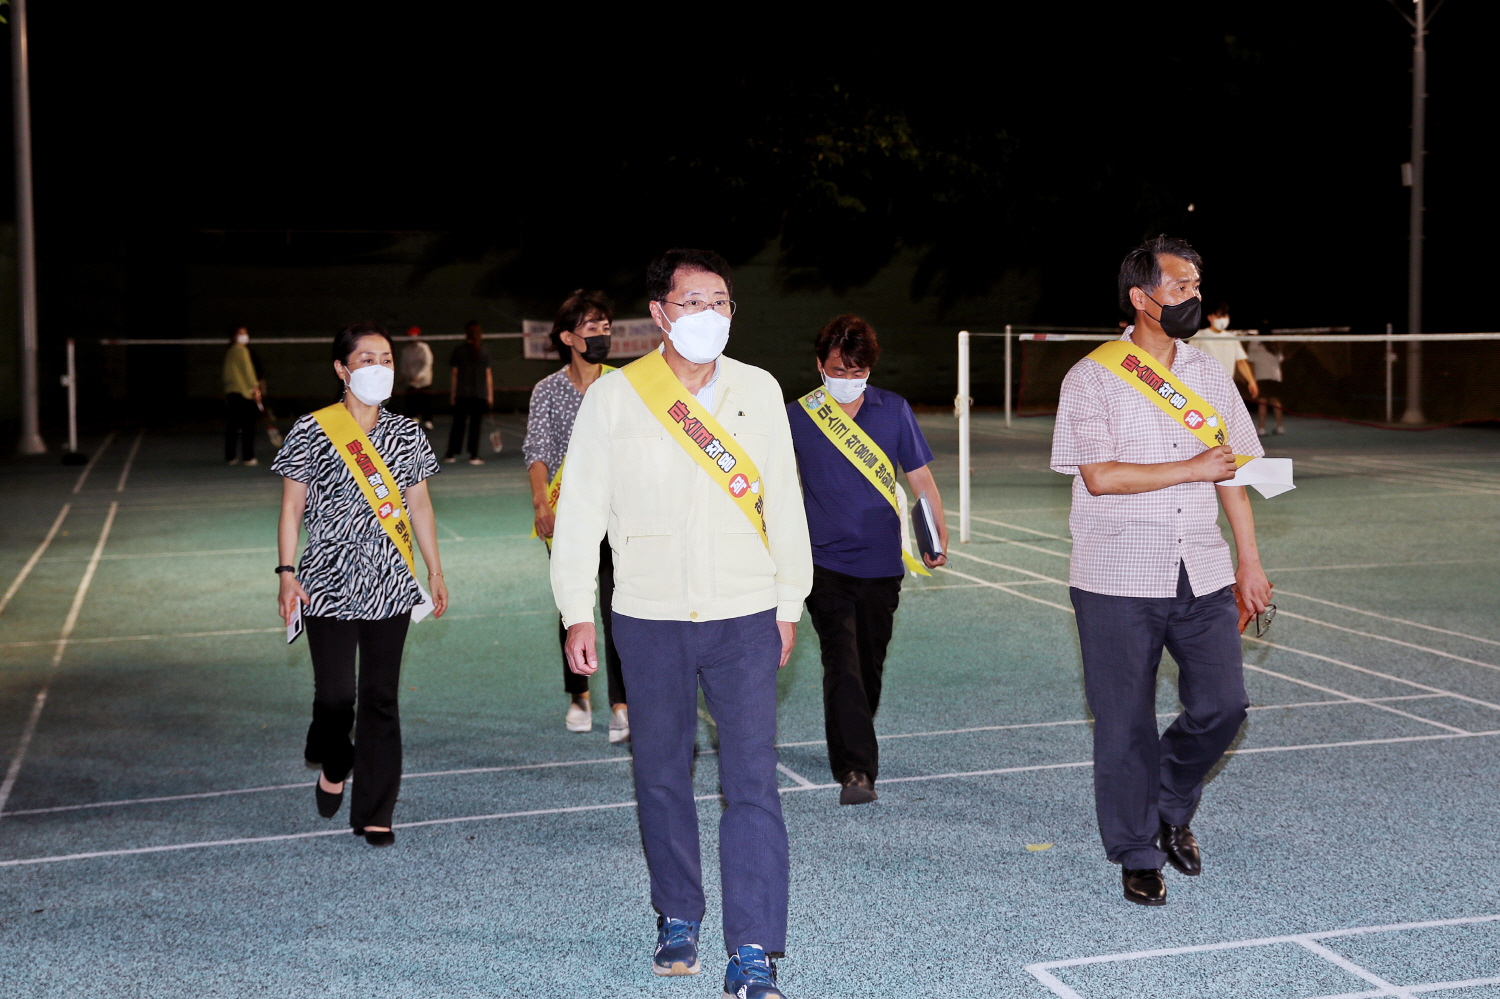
[448, 345, 492, 399]
[272, 407, 441, 619]
[522, 367, 586, 480]
[788, 385, 934, 578]
[1050, 329, 1263, 598]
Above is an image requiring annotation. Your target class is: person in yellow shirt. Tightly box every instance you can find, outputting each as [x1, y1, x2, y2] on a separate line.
[224, 326, 262, 466]
[551, 249, 810, 996]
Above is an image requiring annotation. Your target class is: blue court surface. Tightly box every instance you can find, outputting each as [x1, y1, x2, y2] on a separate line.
[1, 412, 1497, 997]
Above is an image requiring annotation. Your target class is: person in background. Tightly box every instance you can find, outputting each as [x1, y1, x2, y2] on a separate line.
[446, 321, 493, 464]
[399, 325, 435, 430]
[787, 314, 947, 806]
[551, 249, 810, 998]
[1051, 236, 1269, 907]
[522, 289, 629, 741]
[1192, 304, 1258, 402]
[273, 321, 448, 847]
[224, 326, 262, 466]
[1246, 325, 1286, 435]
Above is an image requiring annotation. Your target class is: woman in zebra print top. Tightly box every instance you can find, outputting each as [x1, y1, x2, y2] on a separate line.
[273, 321, 447, 847]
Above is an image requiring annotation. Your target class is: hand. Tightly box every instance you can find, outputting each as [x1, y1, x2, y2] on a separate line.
[533, 505, 556, 539]
[777, 621, 797, 669]
[1235, 559, 1273, 618]
[278, 573, 310, 625]
[923, 551, 947, 568]
[1248, 382, 1260, 402]
[1187, 444, 1238, 483]
[429, 574, 449, 618]
[564, 622, 599, 675]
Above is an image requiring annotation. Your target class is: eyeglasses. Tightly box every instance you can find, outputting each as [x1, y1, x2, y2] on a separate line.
[1255, 604, 1277, 638]
[661, 299, 737, 316]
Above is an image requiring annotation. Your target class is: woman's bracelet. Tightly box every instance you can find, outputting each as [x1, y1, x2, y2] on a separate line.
[428, 571, 443, 577]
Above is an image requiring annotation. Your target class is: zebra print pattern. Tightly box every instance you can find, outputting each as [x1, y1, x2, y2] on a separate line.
[272, 407, 440, 620]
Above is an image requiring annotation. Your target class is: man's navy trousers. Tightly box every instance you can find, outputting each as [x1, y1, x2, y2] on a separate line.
[612, 609, 789, 954]
[1071, 563, 1249, 870]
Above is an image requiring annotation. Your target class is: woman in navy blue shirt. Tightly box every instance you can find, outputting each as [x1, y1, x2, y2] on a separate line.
[787, 315, 949, 805]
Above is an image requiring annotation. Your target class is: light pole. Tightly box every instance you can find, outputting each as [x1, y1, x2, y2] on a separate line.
[10, 0, 45, 453]
[1398, 0, 1434, 425]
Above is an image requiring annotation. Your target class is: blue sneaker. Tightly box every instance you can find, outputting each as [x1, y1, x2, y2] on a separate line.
[652, 917, 701, 976]
[722, 945, 783, 999]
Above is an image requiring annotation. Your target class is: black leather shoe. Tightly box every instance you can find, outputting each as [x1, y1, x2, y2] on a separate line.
[361, 829, 395, 847]
[1122, 868, 1167, 906]
[1158, 822, 1202, 876]
[314, 777, 343, 819]
[839, 772, 877, 806]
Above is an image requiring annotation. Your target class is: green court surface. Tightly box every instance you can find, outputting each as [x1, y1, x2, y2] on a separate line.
[2, 412, 1498, 998]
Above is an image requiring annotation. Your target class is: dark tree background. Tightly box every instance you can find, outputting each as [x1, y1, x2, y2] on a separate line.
[2, 2, 1495, 376]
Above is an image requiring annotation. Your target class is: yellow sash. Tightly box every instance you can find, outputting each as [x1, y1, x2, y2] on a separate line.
[621, 351, 767, 547]
[311, 404, 418, 576]
[531, 366, 615, 548]
[1087, 340, 1254, 467]
[796, 387, 931, 576]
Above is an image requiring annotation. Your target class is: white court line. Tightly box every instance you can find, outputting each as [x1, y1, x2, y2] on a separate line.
[0, 502, 118, 817]
[775, 762, 816, 788]
[1024, 914, 1500, 999]
[1295, 457, 1500, 496]
[0, 504, 71, 617]
[1277, 590, 1500, 648]
[970, 515, 1072, 543]
[1296, 938, 1414, 999]
[70, 432, 116, 495]
[970, 529, 1071, 559]
[1246, 637, 1500, 713]
[41, 547, 277, 563]
[936, 565, 1075, 613]
[1239, 663, 1469, 734]
[1266, 558, 1500, 573]
[1276, 609, 1500, 673]
[114, 429, 144, 493]
[7, 730, 1498, 869]
[6, 694, 1451, 817]
[1341, 455, 1500, 483]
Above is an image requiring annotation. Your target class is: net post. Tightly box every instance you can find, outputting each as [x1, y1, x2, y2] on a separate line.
[957, 330, 971, 544]
[65, 338, 78, 454]
[1384, 322, 1394, 425]
[1004, 324, 1013, 429]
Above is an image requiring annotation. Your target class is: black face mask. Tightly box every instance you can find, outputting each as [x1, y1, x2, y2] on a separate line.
[1144, 293, 1202, 339]
[578, 335, 611, 364]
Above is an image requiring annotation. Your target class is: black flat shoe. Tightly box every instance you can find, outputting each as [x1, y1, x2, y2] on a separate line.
[838, 772, 878, 806]
[1158, 822, 1202, 876]
[359, 829, 394, 848]
[314, 779, 343, 819]
[1122, 867, 1167, 906]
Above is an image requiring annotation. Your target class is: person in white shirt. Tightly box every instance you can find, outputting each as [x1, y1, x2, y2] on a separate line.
[1191, 304, 1258, 402]
[1245, 327, 1286, 435]
[550, 248, 810, 997]
[397, 326, 435, 429]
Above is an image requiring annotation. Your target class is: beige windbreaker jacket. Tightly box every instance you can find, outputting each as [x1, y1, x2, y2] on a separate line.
[549, 354, 812, 629]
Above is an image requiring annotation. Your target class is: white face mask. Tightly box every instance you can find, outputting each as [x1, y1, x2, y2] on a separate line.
[661, 307, 731, 365]
[345, 364, 395, 406]
[1210, 316, 1230, 331]
[822, 371, 868, 405]
[235, 333, 249, 345]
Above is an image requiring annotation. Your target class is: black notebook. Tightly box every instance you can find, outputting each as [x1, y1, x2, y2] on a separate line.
[911, 493, 943, 563]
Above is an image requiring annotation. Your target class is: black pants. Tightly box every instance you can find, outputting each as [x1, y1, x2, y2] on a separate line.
[804, 563, 903, 783]
[1071, 564, 1249, 869]
[557, 539, 626, 705]
[303, 612, 411, 829]
[402, 389, 433, 424]
[224, 393, 258, 461]
[446, 397, 486, 458]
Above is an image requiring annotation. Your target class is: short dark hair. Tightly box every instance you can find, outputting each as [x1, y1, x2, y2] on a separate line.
[815, 314, 881, 369]
[645, 248, 734, 304]
[1208, 301, 1230, 316]
[549, 289, 615, 361]
[332, 320, 391, 364]
[1117, 235, 1204, 315]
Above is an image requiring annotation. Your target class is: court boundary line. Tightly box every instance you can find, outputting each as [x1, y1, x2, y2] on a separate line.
[114, 430, 144, 493]
[1024, 913, 1500, 999]
[3, 729, 1496, 869]
[1276, 609, 1500, 673]
[0, 502, 119, 817]
[1277, 590, 1500, 648]
[0, 504, 71, 617]
[69, 432, 115, 495]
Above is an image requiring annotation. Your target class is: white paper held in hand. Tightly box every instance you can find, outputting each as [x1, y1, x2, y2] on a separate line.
[1218, 457, 1295, 499]
[286, 601, 304, 644]
[410, 583, 435, 624]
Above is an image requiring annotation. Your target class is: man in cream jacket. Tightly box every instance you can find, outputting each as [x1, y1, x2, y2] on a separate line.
[551, 248, 810, 998]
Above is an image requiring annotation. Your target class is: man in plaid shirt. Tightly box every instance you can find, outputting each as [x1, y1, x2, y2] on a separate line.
[1050, 235, 1272, 907]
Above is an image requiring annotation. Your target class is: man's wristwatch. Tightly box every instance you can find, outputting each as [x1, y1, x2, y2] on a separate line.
[274, 565, 296, 575]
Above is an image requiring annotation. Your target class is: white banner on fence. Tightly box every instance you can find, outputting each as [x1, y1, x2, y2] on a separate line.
[522, 318, 662, 361]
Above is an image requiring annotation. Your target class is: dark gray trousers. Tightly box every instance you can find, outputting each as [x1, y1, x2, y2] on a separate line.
[612, 610, 788, 955]
[1071, 564, 1248, 870]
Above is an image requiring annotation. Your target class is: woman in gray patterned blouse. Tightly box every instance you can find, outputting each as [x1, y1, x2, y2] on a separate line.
[274, 321, 449, 847]
[523, 290, 628, 742]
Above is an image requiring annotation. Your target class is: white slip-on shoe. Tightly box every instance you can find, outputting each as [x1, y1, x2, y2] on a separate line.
[608, 707, 630, 744]
[565, 698, 593, 733]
